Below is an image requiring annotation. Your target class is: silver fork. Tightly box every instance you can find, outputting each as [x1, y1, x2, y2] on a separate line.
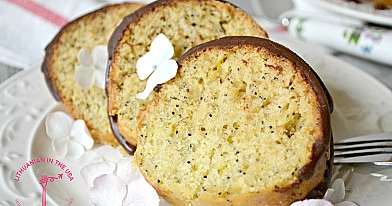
[334, 132, 392, 165]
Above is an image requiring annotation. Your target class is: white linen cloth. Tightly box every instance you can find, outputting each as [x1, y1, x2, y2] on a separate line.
[0, 0, 153, 70]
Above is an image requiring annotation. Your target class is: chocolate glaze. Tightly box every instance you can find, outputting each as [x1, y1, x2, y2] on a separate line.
[41, 20, 73, 101]
[108, 0, 185, 60]
[109, 115, 136, 153]
[42, 53, 61, 101]
[177, 36, 333, 192]
[306, 135, 334, 199]
[106, 0, 265, 155]
[107, 0, 248, 60]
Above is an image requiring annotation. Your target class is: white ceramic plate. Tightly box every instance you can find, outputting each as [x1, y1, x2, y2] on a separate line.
[1, 48, 392, 205]
[303, 0, 392, 26]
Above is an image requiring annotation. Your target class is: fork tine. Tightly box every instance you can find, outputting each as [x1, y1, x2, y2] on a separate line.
[334, 150, 392, 159]
[333, 133, 392, 163]
[334, 139, 392, 146]
[334, 144, 392, 152]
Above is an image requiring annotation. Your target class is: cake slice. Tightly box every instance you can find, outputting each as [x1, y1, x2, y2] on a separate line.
[135, 36, 333, 205]
[41, 3, 144, 146]
[107, 0, 268, 153]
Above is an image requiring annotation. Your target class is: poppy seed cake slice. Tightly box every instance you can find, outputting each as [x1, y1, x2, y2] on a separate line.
[106, 0, 268, 152]
[42, 3, 144, 146]
[135, 36, 333, 205]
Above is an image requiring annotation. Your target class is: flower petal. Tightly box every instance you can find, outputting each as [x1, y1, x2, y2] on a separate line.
[92, 45, 108, 70]
[70, 120, 94, 150]
[75, 65, 95, 89]
[78, 48, 93, 67]
[95, 145, 123, 162]
[135, 79, 155, 100]
[66, 140, 86, 159]
[329, 178, 345, 203]
[45, 111, 73, 140]
[149, 33, 174, 62]
[79, 145, 122, 166]
[123, 178, 160, 206]
[136, 60, 177, 100]
[136, 33, 174, 81]
[52, 138, 68, 157]
[94, 66, 106, 89]
[323, 188, 335, 201]
[290, 199, 334, 206]
[90, 174, 127, 206]
[80, 161, 116, 188]
[116, 157, 142, 184]
[136, 54, 155, 80]
[153, 59, 178, 84]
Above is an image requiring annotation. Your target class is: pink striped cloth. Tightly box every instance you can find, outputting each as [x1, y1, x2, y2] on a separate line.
[0, 0, 150, 69]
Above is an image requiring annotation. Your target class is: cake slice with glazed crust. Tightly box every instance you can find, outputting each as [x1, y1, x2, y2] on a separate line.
[135, 36, 333, 205]
[41, 3, 144, 146]
[106, 0, 268, 153]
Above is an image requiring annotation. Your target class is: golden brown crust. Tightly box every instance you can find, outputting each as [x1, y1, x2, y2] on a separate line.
[41, 3, 144, 145]
[106, 0, 268, 153]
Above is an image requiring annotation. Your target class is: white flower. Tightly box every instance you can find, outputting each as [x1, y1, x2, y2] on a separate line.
[90, 175, 159, 206]
[291, 199, 333, 206]
[74, 45, 108, 89]
[90, 174, 127, 206]
[80, 156, 160, 206]
[123, 178, 160, 206]
[79, 145, 123, 166]
[291, 178, 357, 206]
[135, 33, 178, 99]
[45, 111, 94, 159]
[80, 161, 116, 188]
[81, 156, 139, 188]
